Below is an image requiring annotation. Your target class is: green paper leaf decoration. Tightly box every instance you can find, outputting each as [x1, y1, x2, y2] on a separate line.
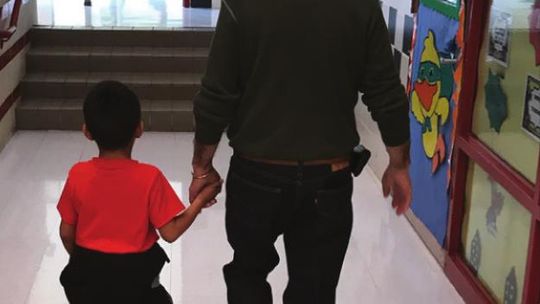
[484, 70, 508, 133]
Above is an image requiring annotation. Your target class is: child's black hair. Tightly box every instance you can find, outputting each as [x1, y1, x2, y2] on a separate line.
[83, 80, 141, 150]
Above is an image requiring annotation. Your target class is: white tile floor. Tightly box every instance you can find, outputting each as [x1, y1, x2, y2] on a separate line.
[0, 131, 464, 304]
[36, 0, 219, 28]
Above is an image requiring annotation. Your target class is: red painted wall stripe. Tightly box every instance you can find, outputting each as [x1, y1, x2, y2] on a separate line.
[0, 30, 29, 72]
[0, 31, 30, 123]
[0, 84, 20, 121]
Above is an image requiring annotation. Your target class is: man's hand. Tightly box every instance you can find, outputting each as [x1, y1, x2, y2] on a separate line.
[382, 143, 412, 215]
[382, 165, 412, 215]
[193, 179, 223, 207]
[189, 167, 222, 207]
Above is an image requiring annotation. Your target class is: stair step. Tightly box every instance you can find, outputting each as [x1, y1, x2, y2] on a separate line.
[16, 98, 194, 131]
[30, 28, 215, 48]
[27, 46, 209, 73]
[19, 27, 210, 132]
[22, 72, 202, 99]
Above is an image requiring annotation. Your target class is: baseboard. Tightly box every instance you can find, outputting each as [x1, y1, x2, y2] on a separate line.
[0, 97, 19, 154]
[365, 165, 447, 266]
[405, 210, 447, 266]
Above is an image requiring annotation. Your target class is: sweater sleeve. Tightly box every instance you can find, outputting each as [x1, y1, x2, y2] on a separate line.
[359, 2, 410, 147]
[194, 1, 242, 145]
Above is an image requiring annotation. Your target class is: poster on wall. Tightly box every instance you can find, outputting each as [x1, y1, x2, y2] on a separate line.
[522, 75, 540, 141]
[408, 2, 463, 245]
[411, 30, 451, 174]
[488, 9, 512, 67]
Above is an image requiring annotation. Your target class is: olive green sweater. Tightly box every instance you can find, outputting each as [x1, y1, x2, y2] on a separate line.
[194, 0, 410, 160]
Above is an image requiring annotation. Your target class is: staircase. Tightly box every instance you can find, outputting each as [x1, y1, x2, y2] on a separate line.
[17, 27, 214, 131]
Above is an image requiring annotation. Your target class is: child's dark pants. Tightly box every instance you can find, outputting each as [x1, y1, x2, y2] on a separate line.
[60, 243, 172, 304]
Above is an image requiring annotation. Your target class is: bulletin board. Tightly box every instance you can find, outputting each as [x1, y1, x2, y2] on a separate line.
[408, 0, 464, 245]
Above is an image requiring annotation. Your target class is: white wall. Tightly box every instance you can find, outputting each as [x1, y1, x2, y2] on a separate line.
[0, 0, 36, 152]
[356, 0, 412, 179]
[355, 102, 390, 180]
[212, 0, 220, 9]
[384, 0, 412, 14]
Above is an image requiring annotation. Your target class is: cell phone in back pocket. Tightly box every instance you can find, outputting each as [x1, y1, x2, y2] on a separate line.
[351, 145, 371, 177]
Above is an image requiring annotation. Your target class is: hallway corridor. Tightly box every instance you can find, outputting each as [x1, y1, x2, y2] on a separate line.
[0, 131, 463, 304]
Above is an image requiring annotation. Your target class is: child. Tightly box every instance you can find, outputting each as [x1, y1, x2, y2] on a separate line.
[57, 80, 221, 304]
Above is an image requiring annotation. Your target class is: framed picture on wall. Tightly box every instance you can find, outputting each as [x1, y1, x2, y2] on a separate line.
[522, 75, 540, 142]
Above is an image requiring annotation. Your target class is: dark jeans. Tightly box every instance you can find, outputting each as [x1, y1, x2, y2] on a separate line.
[224, 156, 354, 304]
[60, 243, 172, 304]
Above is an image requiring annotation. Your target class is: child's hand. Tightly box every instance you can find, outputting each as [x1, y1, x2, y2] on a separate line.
[194, 180, 223, 208]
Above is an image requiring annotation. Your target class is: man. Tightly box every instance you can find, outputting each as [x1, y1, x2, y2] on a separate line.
[190, 0, 412, 303]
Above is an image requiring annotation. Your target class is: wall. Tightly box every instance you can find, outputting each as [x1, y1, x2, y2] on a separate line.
[212, 0, 220, 9]
[0, 0, 35, 152]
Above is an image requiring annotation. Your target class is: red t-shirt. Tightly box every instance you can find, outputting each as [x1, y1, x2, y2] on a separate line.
[57, 158, 185, 254]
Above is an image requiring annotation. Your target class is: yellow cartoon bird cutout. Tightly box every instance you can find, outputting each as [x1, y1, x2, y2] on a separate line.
[411, 31, 450, 173]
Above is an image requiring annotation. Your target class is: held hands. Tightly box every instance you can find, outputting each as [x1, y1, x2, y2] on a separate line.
[159, 174, 222, 244]
[189, 166, 223, 208]
[195, 178, 223, 208]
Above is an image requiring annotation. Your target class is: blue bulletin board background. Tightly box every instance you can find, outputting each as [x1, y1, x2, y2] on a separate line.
[409, 4, 460, 245]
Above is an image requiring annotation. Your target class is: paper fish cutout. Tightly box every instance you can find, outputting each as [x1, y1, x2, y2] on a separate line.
[486, 177, 504, 237]
[469, 230, 482, 275]
[411, 31, 451, 173]
[484, 70, 508, 133]
[504, 267, 518, 304]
